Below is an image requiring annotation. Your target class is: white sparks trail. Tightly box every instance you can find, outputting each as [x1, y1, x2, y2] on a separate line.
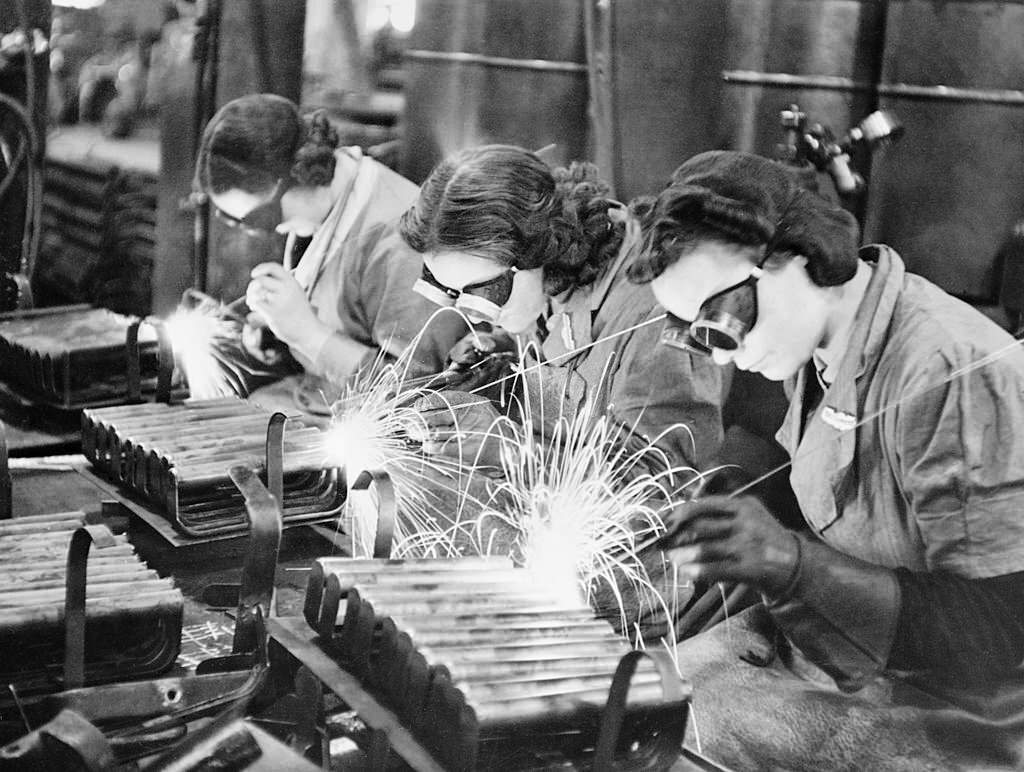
[160, 298, 247, 399]
[425, 336, 708, 646]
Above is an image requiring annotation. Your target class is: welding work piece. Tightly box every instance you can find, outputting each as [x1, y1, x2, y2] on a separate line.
[293, 555, 691, 771]
[0, 305, 160, 407]
[81, 398, 344, 537]
[0, 511, 182, 695]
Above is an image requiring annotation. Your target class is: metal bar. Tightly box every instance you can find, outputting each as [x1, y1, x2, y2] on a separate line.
[721, 69, 875, 93]
[350, 469, 395, 559]
[64, 524, 121, 689]
[403, 49, 587, 74]
[0, 419, 10, 519]
[229, 465, 282, 655]
[876, 81, 1024, 106]
[268, 616, 448, 772]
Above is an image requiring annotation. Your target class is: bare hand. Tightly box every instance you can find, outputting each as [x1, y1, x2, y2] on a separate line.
[658, 495, 800, 594]
[245, 262, 326, 349]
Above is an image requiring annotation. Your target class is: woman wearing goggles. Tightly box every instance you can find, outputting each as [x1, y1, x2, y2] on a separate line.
[189, 94, 466, 410]
[398, 144, 728, 481]
[629, 150, 1024, 770]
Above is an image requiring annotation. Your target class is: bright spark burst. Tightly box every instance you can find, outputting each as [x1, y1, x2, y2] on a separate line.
[161, 302, 242, 400]
[451, 348, 708, 641]
[322, 341, 486, 559]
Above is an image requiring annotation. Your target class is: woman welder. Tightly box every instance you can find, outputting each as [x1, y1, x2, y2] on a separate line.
[194, 93, 467, 410]
[399, 144, 728, 475]
[633, 150, 1024, 770]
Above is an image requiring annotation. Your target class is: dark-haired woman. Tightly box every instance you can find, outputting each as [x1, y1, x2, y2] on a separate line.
[194, 93, 466, 409]
[398, 145, 732, 639]
[400, 144, 728, 476]
[638, 150, 1024, 770]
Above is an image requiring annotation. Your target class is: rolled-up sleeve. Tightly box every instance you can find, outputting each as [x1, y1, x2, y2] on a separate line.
[896, 344, 1024, 578]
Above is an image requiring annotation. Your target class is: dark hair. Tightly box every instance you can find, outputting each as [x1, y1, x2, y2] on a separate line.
[628, 150, 860, 287]
[196, 94, 340, 197]
[399, 144, 624, 296]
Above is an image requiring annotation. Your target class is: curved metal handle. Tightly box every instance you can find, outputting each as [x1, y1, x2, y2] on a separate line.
[64, 524, 119, 689]
[228, 465, 282, 654]
[265, 412, 288, 508]
[350, 468, 396, 559]
[593, 649, 691, 771]
[125, 318, 145, 403]
[154, 320, 175, 404]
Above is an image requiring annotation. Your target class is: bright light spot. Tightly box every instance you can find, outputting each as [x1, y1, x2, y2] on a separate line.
[162, 305, 239, 400]
[366, 0, 416, 34]
[389, 0, 416, 33]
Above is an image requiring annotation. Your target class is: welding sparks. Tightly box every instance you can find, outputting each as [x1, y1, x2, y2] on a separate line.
[161, 301, 244, 400]
[322, 344, 485, 559]
[453, 357, 707, 639]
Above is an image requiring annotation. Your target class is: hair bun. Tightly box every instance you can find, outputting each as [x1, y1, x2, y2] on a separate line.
[290, 110, 340, 187]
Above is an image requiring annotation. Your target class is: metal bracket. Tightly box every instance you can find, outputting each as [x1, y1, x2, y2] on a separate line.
[0, 708, 114, 771]
[593, 649, 692, 771]
[64, 524, 120, 690]
[0, 418, 10, 519]
[229, 465, 283, 655]
[350, 469, 396, 559]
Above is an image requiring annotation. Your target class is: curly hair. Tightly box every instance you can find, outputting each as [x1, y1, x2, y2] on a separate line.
[399, 145, 624, 296]
[628, 151, 860, 288]
[196, 94, 339, 197]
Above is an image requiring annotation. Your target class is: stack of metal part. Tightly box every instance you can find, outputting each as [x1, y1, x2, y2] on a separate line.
[0, 510, 182, 694]
[301, 556, 689, 770]
[0, 305, 159, 408]
[36, 157, 157, 317]
[81, 398, 345, 537]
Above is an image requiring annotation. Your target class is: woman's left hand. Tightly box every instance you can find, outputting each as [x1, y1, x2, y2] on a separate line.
[245, 262, 326, 348]
[657, 495, 800, 594]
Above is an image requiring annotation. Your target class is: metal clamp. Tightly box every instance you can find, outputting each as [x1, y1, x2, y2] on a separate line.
[228, 465, 283, 655]
[593, 649, 691, 771]
[64, 525, 120, 690]
[350, 469, 396, 559]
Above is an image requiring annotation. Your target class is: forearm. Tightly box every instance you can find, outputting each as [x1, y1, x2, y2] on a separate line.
[889, 569, 1024, 680]
[766, 536, 901, 691]
[288, 322, 376, 382]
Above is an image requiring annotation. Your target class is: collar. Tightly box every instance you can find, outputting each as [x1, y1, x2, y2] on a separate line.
[812, 260, 874, 386]
[779, 245, 904, 447]
[292, 147, 375, 292]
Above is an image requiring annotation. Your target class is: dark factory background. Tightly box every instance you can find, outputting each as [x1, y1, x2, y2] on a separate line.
[1, 1, 1023, 770]
[3, 1, 1023, 323]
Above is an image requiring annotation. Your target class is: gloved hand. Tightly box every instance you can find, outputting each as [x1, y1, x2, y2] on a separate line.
[658, 495, 801, 595]
[240, 312, 292, 367]
[411, 390, 514, 472]
[246, 262, 331, 356]
[443, 327, 518, 395]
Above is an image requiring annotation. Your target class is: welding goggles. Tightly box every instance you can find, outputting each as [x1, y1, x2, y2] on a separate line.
[413, 264, 517, 324]
[661, 264, 764, 356]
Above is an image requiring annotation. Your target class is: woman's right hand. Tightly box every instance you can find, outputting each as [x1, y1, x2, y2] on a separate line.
[411, 390, 514, 471]
[444, 328, 518, 394]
